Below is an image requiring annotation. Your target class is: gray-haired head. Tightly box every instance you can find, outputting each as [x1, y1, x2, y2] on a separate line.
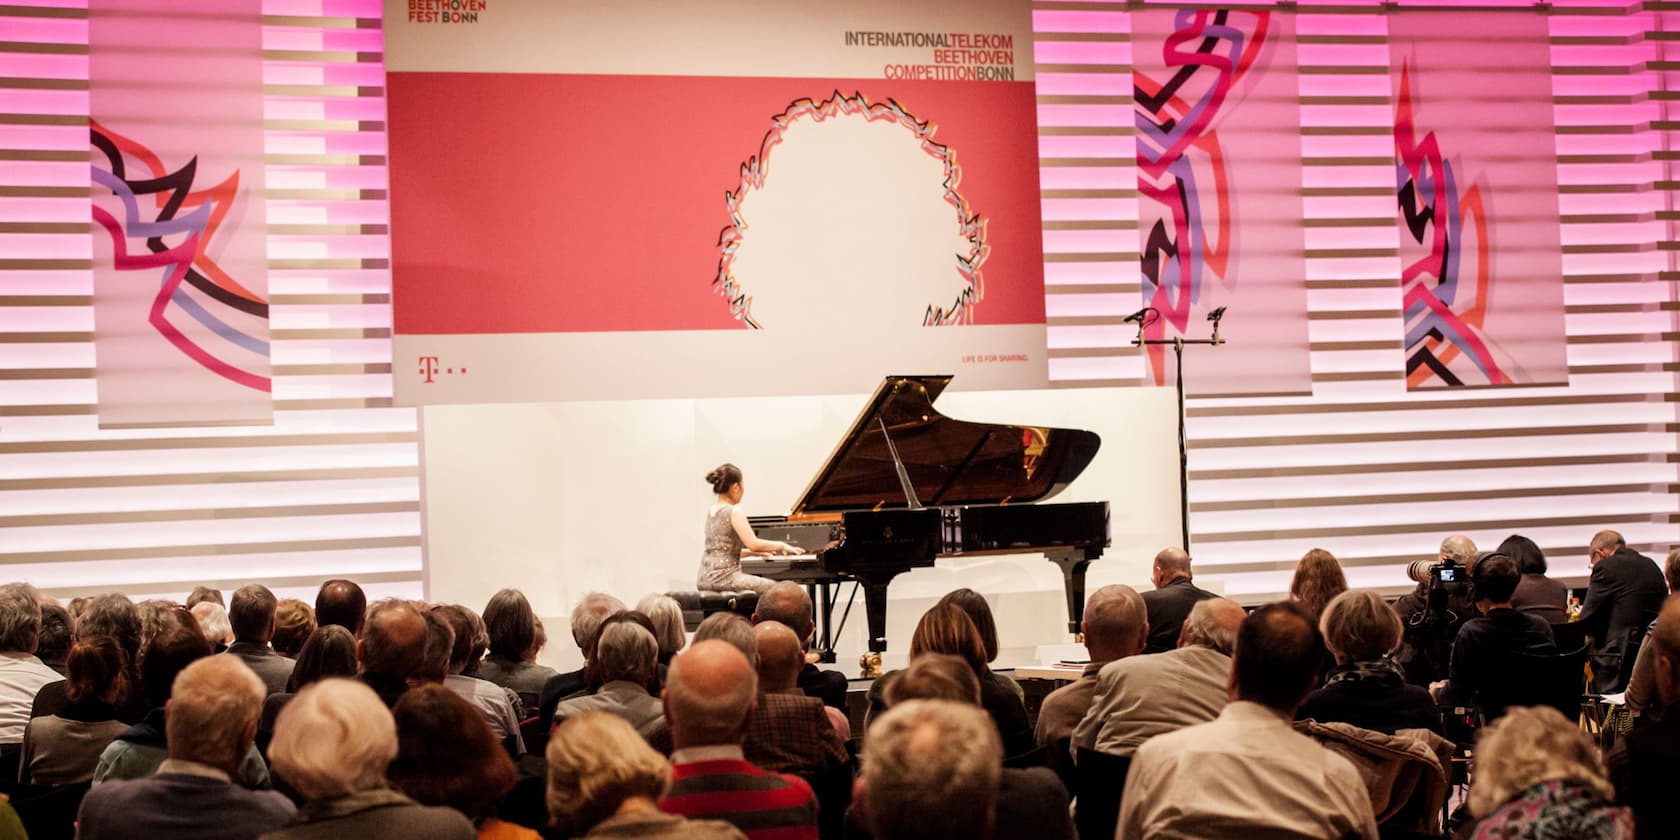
[1439, 535, 1478, 567]
[0, 583, 43, 654]
[1179, 597, 1246, 655]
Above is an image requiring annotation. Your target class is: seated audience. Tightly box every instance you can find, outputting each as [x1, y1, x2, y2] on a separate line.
[1432, 554, 1557, 710]
[636, 593, 687, 677]
[1035, 584, 1145, 747]
[1580, 529, 1667, 692]
[270, 599, 315, 659]
[478, 589, 558, 711]
[357, 599, 428, 708]
[265, 678, 475, 840]
[1297, 589, 1442, 734]
[136, 599, 184, 653]
[658, 639, 818, 839]
[75, 656, 293, 840]
[388, 683, 536, 840]
[880, 655, 1074, 840]
[192, 601, 233, 651]
[537, 592, 625, 727]
[1623, 548, 1680, 720]
[95, 626, 273, 788]
[0, 583, 60, 749]
[692, 612, 757, 661]
[553, 618, 665, 737]
[869, 604, 1033, 759]
[859, 700, 1002, 840]
[745, 621, 846, 773]
[752, 582, 849, 710]
[937, 588, 1023, 700]
[314, 578, 367, 636]
[547, 712, 745, 839]
[185, 587, 223, 609]
[1141, 547, 1217, 654]
[1290, 547, 1348, 622]
[1499, 534, 1569, 623]
[1468, 706, 1631, 839]
[1394, 535, 1480, 684]
[415, 609, 457, 684]
[37, 602, 72, 675]
[20, 637, 130, 784]
[261, 624, 358, 738]
[224, 584, 296, 696]
[432, 604, 524, 754]
[32, 592, 149, 724]
[1610, 593, 1680, 837]
[1072, 597, 1246, 757]
[1119, 602, 1378, 839]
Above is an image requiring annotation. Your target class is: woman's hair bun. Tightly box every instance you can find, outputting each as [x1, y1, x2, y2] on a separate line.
[706, 463, 742, 493]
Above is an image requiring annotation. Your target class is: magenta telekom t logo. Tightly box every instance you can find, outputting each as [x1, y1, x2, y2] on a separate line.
[418, 356, 440, 383]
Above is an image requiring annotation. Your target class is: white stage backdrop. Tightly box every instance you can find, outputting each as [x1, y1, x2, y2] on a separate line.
[420, 386, 1181, 672]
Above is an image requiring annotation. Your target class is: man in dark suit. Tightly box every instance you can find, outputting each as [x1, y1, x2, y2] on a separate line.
[223, 584, 295, 696]
[753, 582, 848, 711]
[1610, 593, 1680, 838]
[1580, 529, 1668, 692]
[1140, 548, 1217, 654]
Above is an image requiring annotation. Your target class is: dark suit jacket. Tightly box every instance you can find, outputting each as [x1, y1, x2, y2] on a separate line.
[1510, 574, 1570, 624]
[1578, 547, 1668, 692]
[1611, 701, 1680, 839]
[796, 663, 848, 711]
[996, 767, 1075, 840]
[1440, 608, 1556, 708]
[1141, 578, 1217, 654]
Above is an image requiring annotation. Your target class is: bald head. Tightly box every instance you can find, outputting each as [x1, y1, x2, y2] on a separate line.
[752, 582, 815, 645]
[1651, 594, 1680, 706]
[1152, 547, 1191, 589]
[1439, 535, 1478, 567]
[1179, 597, 1246, 655]
[753, 621, 803, 692]
[664, 639, 758, 749]
[1082, 585, 1147, 663]
[358, 599, 427, 679]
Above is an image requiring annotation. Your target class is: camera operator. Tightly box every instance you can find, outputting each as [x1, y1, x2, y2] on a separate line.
[1429, 553, 1557, 708]
[1394, 535, 1479, 685]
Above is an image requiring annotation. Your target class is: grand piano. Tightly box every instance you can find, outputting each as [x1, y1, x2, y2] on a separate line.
[743, 375, 1110, 676]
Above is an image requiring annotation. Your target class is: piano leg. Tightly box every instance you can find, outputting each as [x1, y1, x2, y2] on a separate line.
[858, 578, 894, 678]
[807, 581, 838, 664]
[1047, 549, 1095, 636]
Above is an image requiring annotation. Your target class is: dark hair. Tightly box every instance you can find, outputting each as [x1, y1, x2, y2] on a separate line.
[706, 463, 743, 495]
[431, 605, 482, 673]
[389, 684, 518, 820]
[937, 588, 999, 663]
[483, 589, 539, 661]
[362, 599, 428, 679]
[272, 599, 316, 658]
[185, 587, 223, 609]
[77, 594, 141, 665]
[909, 604, 989, 677]
[1472, 553, 1522, 605]
[140, 626, 213, 707]
[228, 584, 278, 643]
[1233, 602, 1323, 712]
[315, 579, 367, 636]
[65, 636, 128, 706]
[1496, 534, 1547, 576]
[415, 611, 455, 684]
[290, 625, 358, 690]
[37, 604, 72, 668]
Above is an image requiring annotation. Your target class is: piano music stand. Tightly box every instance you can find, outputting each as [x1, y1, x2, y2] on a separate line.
[1130, 308, 1227, 553]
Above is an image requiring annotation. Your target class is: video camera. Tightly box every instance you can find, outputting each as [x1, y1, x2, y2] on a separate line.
[1406, 558, 1464, 588]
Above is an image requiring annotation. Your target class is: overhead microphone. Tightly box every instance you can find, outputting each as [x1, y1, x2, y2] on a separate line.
[1123, 307, 1151, 324]
[1206, 306, 1227, 322]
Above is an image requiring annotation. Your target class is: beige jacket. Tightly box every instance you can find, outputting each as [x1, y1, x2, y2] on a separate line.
[1293, 719, 1454, 831]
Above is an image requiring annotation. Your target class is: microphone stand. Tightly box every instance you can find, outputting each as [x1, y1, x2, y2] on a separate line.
[1132, 312, 1227, 553]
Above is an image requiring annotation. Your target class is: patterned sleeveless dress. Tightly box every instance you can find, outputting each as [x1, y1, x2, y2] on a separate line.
[697, 504, 775, 594]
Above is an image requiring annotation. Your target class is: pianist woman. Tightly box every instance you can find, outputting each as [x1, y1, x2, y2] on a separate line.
[698, 463, 800, 595]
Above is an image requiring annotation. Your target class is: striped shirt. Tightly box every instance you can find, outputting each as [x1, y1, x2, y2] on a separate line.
[661, 748, 818, 840]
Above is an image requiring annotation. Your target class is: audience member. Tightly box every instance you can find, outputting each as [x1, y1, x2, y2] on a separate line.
[547, 712, 745, 839]
[1623, 548, 1680, 720]
[314, 579, 367, 636]
[880, 655, 1075, 840]
[225, 584, 296, 696]
[32, 593, 149, 725]
[66, 596, 90, 624]
[192, 601, 233, 651]
[1579, 529, 1667, 692]
[1610, 593, 1680, 837]
[692, 612, 757, 661]
[261, 624, 359, 742]
[1141, 547, 1217, 654]
[1433, 554, 1557, 710]
[636, 593, 687, 670]
[0, 582, 61, 746]
[553, 619, 665, 737]
[752, 581, 848, 710]
[76, 656, 293, 840]
[537, 592, 625, 728]
[1035, 584, 1145, 747]
[1072, 597, 1245, 757]
[879, 603, 1033, 759]
[432, 604, 524, 754]
[478, 589, 558, 710]
[744, 621, 846, 773]
[1297, 589, 1442, 734]
[1289, 547, 1348, 622]
[357, 599, 428, 707]
[859, 700, 1001, 840]
[37, 602, 72, 675]
[937, 588, 1023, 700]
[185, 586, 224, 609]
[1394, 535, 1479, 684]
[20, 637, 129, 784]
[388, 684, 535, 840]
[1118, 602, 1378, 839]
[136, 598, 182, 653]
[1469, 706, 1631, 839]
[415, 609, 456, 684]
[265, 678, 476, 840]
[270, 599, 316, 659]
[658, 639, 818, 839]
[1500, 534, 1569, 623]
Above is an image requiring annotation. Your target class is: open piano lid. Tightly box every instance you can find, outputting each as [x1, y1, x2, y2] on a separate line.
[790, 375, 1102, 516]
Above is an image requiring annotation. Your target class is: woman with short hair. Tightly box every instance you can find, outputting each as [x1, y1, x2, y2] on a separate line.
[261, 625, 359, 741]
[1466, 706, 1631, 839]
[477, 589, 558, 709]
[546, 712, 744, 839]
[1296, 590, 1442, 734]
[270, 599, 316, 659]
[389, 684, 535, 840]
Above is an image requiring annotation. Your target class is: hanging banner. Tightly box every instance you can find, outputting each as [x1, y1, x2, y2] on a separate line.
[88, 0, 271, 427]
[1390, 12, 1567, 389]
[1132, 9, 1311, 396]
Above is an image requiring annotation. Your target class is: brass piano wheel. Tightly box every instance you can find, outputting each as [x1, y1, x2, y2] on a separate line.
[860, 651, 883, 679]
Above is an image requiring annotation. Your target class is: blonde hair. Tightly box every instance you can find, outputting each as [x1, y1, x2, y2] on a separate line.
[190, 602, 232, 647]
[270, 678, 397, 799]
[546, 711, 672, 833]
[166, 655, 265, 771]
[635, 594, 687, 658]
[1468, 706, 1614, 817]
[1320, 590, 1403, 665]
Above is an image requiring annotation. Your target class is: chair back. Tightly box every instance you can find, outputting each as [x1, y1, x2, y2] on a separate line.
[800, 756, 855, 840]
[1549, 621, 1588, 654]
[1478, 644, 1589, 722]
[9, 781, 90, 840]
[1072, 747, 1131, 840]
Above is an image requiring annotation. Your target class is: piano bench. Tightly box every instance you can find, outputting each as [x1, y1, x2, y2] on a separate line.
[666, 590, 758, 632]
